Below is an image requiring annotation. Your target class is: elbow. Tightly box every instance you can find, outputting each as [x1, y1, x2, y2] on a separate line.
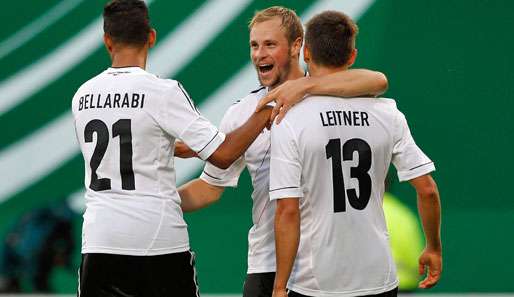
[208, 153, 235, 169]
[418, 180, 439, 200]
[374, 71, 388, 96]
[212, 157, 233, 169]
[276, 199, 300, 220]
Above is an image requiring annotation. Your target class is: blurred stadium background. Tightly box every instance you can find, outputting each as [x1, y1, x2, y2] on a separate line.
[0, 0, 513, 295]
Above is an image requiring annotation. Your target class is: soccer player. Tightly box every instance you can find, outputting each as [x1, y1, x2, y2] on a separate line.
[177, 6, 388, 297]
[71, 1, 273, 296]
[269, 11, 442, 297]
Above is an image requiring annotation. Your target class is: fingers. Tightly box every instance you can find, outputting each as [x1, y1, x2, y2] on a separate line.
[419, 261, 426, 276]
[256, 93, 274, 112]
[419, 270, 440, 289]
[270, 102, 282, 124]
[418, 257, 441, 289]
[275, 105, 291, 124]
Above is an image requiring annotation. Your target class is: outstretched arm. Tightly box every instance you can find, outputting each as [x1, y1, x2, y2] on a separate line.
[179, 178, 224, 212]
[409, 174, 442, 289]
[257, 69, 388, 123]
[208, 106, 272, 169]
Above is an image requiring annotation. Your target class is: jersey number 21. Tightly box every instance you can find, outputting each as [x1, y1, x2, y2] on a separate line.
[84, 119, 135, 191]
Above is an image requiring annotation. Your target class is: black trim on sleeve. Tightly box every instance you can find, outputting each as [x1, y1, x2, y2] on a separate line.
[269, 186, 299, 192]
[202, 170, 221, 180]
[409, 161, 434, 171]
[197, 131, 220, 155]
[250, 86, 265, 94]
[178, 82, 200, 114]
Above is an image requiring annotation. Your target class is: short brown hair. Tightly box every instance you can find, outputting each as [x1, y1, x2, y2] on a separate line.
[305, 11, 358, 67]
[103, 0, 151, 46]
[249, 6, 304, 45]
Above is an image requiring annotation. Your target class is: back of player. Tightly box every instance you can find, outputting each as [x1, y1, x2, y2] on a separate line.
[270, 96, 434, 295]
[72, 67, 218, 255]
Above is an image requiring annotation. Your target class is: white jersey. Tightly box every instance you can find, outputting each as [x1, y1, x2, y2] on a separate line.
[269, 96, 435, 296]
[72, 66, 225, 256]
[200, 87, 277, 273]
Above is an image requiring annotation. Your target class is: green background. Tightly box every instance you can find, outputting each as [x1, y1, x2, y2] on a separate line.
[1, 0, 513, 293]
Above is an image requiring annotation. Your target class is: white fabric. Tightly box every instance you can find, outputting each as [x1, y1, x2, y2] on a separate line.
[200, 87, 278, 273]
[269, 96, 434, 296]
[72, 67, 224, 255]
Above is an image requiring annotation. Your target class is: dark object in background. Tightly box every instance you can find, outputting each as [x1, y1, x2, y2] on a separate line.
[0, 201, 75, 293]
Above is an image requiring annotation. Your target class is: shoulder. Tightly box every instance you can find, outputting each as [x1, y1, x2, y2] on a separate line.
[228, 85, 267, 112]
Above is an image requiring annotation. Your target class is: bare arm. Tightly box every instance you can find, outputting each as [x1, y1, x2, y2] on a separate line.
[302, 68, 388, 97]
[409, 174, 442, 289]
[174, 141, 197, 158]
[179, 178, 224, 212]
[257, 69, 388, 123]
[273, 198, 300, 297]
[208, 107, 271, 169]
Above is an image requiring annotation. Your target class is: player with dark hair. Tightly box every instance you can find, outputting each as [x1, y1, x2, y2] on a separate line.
[270, 10, 442, 297]
[177, 6, 389, 297]
[72, 1, 273, 296]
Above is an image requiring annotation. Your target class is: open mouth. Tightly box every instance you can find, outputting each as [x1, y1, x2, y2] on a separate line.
[258, 64, 274, 74]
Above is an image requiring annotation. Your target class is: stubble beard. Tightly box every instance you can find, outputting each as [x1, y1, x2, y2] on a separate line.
[257, 55, 292, 91]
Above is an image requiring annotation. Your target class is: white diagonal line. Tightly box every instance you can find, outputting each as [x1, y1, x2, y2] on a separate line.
[0, 0, 246, 203]
[0, 0, 155, 115]
[0, 114, 78, 201]
[175, 0, 376, 185]
[0, 0, 376, 203]
[147, 0, 252, 78]
[0, 0, 85, 60]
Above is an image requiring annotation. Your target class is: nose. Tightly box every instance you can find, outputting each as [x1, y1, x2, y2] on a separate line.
[252, 45, 268, 61]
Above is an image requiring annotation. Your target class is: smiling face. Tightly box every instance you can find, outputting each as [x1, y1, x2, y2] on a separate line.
[250, 17, 295, 89]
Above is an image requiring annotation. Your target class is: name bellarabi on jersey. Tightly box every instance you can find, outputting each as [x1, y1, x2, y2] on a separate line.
[78, 92, 145, 111]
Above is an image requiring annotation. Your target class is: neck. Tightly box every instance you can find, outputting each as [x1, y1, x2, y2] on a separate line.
[287, 62, 306, 80]
[110, 46, 148, 69]
[270, 59, 305, 91]
[308, 63, 347, 77]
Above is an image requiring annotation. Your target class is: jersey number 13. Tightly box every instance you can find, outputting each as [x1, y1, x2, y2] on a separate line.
[326, 138, 372, 213]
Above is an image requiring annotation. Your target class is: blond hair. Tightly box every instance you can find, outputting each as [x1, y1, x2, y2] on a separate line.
[249, 6, 304, 45]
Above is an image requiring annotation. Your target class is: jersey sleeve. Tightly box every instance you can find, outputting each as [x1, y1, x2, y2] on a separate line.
[159, 82, 225, 160]
[391, 111, 435, 182]
[269, 119, 303, 200]
[200, 103, 245, 187]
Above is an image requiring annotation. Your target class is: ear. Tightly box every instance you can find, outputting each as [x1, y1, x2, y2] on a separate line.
[291, 36, 303, 58]
[347, 48, 357, 67]
[303, 44, 311, 64]
[148, 28, 157, 48]
[103, 33, 114, 55]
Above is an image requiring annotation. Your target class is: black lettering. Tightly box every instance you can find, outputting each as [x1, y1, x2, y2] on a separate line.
[361, 112, 370, 126]
[327, 111, 335, 126]
[131, 94, 140, 108]
[79, 96, 84, 111]
[335, 110, 343, 126]
[141, 94, 145, 108]
[89, 94, 94, 109]
[353, 111, 360, 126]
[104, 94, 112, 108]
[320, 112, 328, 126]
[122, 93, 130, 108]
[84, 94, 89, 110]
[96, 94, 102, 109]
[113, 93, 121, 108]
[343, 111, 352, 125]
